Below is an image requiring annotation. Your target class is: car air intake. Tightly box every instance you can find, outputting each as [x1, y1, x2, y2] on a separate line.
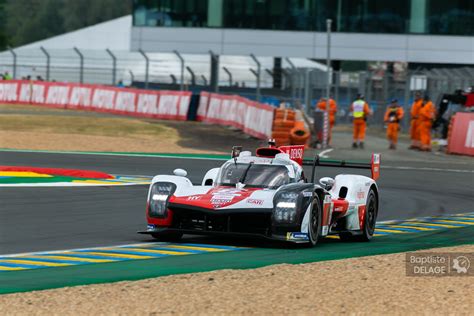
[338, 186, 348, 199]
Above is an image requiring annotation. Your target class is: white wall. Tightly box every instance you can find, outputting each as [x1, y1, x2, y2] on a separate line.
[131, 27, 474, 65]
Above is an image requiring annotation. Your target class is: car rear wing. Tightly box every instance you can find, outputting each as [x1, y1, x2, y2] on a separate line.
[303, 153, 381, 183]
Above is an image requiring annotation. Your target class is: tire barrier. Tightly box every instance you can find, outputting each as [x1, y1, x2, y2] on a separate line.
[271, 109, 310, 147]
[0, 80, 191, 121]
[447, 112, 474, 156]
[290, 121, 311, 146]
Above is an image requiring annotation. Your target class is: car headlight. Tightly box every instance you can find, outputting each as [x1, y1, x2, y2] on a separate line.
[148, 182, 176, 218]
[274, 192, 298, 223]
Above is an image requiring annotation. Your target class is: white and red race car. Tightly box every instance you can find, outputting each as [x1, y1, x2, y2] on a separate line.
[139, 143, 381, 247]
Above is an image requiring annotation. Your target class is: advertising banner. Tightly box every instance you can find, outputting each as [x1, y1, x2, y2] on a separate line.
[198, 92, 274, 139]
[0, 80, 191, 121]
[447, 112, 474, 156]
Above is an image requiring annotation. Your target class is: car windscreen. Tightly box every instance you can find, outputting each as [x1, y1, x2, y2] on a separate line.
[217, 162, 290, 189]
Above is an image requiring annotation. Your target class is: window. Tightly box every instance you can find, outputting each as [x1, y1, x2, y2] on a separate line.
[217, 163, 291, 189]
[133, 0, 473, 36]
[427, 0, 474, 35]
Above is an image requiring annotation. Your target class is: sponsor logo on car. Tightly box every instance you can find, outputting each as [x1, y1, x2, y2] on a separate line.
[303, 191, 313, 197]
[247, 198, 264, 205]
[357, 191, 365, 199]
[210, 188, 242, 206]
[147, 224, 156, 231]
[187, 196, 201, 201]
[286, 232, 309, 241]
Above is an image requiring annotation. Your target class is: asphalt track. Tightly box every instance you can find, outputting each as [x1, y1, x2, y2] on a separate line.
[1, 150, 473, 255]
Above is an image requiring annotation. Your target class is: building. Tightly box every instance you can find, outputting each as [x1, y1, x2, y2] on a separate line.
[131, 0, 474, 64]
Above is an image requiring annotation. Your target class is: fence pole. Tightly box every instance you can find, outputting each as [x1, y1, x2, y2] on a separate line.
[304, 68, 311, 114]
[186, 66, 196, 86]
[201, 75, 208, 86]
[106, 48, 117, 86]
[324, 19, 332, 149]
[173, 50, 184, 91]
[209, 50, 219, 92]
[128, 70, 135, 83]
[40, 46, 50, 81]
[250, 54, 261, 102]
[285, 58, 297, 103]
[403, 73, 411, 131]
[73, 47, 84, 84]
[8, 48, 17, 79]
[139, 49, 149, 89]
[223, 67, 233, 86]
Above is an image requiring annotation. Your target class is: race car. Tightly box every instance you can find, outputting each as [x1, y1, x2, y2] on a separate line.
[139, 143, 381, 247]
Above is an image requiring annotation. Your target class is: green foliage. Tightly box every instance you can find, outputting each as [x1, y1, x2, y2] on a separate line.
[4, 0, 132, 48]
[0, 0, 8, 50]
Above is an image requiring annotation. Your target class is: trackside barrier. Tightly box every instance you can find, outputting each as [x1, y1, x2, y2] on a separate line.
[0, 80, 191, 120]
[197, 92, 274, 139]
[447, 112, 474, 156]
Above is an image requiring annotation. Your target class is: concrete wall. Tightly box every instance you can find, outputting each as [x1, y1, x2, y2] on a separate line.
[131, 27, 474, 65]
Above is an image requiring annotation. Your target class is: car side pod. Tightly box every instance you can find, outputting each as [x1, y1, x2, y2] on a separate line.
[302, 153, 381, 183]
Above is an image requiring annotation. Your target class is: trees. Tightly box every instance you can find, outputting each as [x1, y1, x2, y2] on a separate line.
[4, 0, 132, 48]
[0, 0, 7, 50]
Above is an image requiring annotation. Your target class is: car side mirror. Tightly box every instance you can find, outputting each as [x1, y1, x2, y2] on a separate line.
[173, 168, 188, 177]
[319, 177, 335, 190]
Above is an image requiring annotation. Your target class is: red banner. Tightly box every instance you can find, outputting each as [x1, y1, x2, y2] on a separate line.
[197, 92, 274, 139]
[0, 80, 191, 121]
[447, 112, 474, 156]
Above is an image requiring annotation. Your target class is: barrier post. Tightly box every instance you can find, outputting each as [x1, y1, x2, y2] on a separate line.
[73, 47, 84, 83]
[40, 46, 50, 81]
[250, 54, 261, 102]
[106, 48, 117, 86]
[223, 67, 233, 86]
[173, 50, 185, 91]
[139, 49, 149, 89]
[8, 48, 17, 79]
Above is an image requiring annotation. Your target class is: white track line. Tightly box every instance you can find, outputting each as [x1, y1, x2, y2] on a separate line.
[383, 165, 473, 173]
[318, 148, 333, 158]
[1, 149, 472, 173]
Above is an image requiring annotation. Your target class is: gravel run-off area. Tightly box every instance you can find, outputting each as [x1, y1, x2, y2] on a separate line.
[1, 244, 473, 315]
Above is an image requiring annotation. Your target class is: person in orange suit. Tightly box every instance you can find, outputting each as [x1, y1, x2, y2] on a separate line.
[316, 97, 338, 145]
[409, 91, 423, 149]
[417, 95, 436, 151]
[384, 99, 404, 150]
[350, 94, 372, 149]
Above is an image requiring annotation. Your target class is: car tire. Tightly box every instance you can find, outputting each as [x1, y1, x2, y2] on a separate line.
[338, 188, 378, 242]
[151, 231, 183, 242]
[359, 188, 378, 241]
[306, 195, 322, 247]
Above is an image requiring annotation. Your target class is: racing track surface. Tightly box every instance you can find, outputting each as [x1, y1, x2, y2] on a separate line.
[1, 151, 473, 255]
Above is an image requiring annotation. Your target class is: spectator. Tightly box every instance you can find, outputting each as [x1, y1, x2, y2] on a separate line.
[117, 80, 125, 88]
[4, 71, 12, 80]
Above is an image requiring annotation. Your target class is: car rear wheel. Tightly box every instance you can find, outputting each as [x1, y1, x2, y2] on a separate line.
[360, 189, 377, 241]
[307, 196, 322, 247]
[339, 188, 377, 242]
[151, 231, 183, 242]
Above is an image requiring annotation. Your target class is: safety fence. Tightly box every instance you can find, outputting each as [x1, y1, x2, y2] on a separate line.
[0, 80, 273, 139]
